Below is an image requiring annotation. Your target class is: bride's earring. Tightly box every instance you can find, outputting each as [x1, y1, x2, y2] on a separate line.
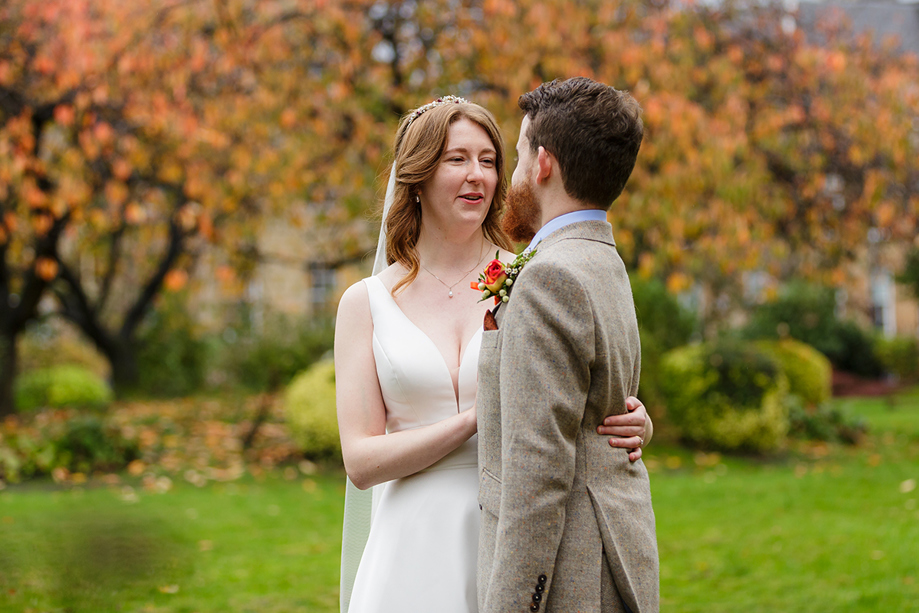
[415, 194, 420, 205]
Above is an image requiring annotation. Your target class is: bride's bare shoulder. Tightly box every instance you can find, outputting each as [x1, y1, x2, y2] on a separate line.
[338, 264, 407, 315]
[337, 279, 372, 321]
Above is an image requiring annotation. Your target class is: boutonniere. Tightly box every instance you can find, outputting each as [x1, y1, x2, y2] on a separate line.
[469, 249, 537, 304]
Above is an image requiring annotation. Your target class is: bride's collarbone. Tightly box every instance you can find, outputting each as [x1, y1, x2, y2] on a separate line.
[399, 300, 483, 351]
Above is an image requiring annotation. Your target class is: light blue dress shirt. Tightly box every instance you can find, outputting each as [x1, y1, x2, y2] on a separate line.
[523, 209, 608, 253]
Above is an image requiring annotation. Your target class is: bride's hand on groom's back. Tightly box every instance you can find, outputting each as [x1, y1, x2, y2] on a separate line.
[598, 396, 652, 462]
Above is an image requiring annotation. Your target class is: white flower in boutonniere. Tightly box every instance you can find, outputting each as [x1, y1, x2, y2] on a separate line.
[469, 249, 537, 305]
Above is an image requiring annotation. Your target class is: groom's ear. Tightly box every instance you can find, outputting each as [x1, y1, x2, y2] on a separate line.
[535, 146, 554, 185]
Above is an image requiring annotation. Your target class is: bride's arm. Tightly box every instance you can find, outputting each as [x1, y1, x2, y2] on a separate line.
[335, 282, 477, 490]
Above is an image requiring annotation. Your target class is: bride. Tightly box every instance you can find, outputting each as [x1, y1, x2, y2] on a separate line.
[334, 96, 651, 613]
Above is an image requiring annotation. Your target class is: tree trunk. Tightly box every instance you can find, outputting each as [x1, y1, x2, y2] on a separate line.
[0, 331, 17, 417]
[107, 339, 140, 396]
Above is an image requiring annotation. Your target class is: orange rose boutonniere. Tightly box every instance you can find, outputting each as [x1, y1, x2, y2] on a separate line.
[469, 249, 537, 304]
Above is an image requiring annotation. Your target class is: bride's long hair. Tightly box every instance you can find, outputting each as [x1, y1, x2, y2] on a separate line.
[384, 102, 514, 295]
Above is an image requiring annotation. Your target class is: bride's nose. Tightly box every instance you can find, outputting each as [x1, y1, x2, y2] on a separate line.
[467, 161, 485, 183]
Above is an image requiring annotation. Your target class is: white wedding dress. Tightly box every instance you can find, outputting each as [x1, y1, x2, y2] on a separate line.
[345, 275, 484, 613]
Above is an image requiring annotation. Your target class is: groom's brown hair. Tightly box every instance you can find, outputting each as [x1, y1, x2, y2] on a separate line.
[518, 77, 643, 209]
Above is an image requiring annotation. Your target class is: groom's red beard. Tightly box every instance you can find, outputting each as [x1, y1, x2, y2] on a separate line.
[501, 179, 540, 243]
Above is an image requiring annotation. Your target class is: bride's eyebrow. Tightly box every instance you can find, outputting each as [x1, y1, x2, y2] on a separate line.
[443, 147, 497, 156]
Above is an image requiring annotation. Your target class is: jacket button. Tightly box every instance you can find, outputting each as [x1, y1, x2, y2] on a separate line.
[530, 604, 539, 612]
[535, 584, 544, 593]
[532, 593, 542, 603]
[538, 574, 547, 585]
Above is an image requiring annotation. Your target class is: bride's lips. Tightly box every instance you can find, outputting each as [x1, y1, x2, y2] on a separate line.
[460, 192, 484, 204]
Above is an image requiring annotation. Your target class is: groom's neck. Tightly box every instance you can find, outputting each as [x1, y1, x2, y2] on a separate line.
[538, 198, 601, 231]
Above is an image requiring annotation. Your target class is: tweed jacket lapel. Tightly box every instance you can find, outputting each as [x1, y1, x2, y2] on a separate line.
[487, 219, 615, 327]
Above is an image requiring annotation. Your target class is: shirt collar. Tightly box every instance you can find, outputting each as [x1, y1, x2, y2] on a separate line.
[524, 209, 608, 253]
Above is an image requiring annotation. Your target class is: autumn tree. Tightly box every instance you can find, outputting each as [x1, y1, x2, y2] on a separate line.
[261, 0, 918, 322]
[0, 1, 274, 413]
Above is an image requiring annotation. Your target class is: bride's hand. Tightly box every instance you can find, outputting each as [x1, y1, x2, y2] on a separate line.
[598, 396, 651, 462]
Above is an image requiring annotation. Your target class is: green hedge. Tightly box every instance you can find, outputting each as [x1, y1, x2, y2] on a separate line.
[743, 282, 884, 377]
[15, 365, 113, 412]
[875, 335, 919, 382]
[660, 342, 789, 452]
[283, 360, 340, 460]
[755, 339, 832, 407]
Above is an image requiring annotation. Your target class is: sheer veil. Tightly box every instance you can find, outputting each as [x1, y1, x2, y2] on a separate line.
[339, 164, 395, 613]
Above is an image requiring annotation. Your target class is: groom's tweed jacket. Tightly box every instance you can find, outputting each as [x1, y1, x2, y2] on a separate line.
[476, 220, 659, 613]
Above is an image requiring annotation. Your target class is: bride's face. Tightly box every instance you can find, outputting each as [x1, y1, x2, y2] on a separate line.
[418, 118, 498, 236]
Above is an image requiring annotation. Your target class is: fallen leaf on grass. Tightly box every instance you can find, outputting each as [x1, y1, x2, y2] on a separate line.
[158, 585, 179, 594]
[900, 479, 916, 494]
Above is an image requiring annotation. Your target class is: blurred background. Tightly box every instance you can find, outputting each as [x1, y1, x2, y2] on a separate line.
[0, 0, 917, 611]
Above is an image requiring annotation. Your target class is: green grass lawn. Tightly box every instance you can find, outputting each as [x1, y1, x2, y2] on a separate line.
[1, 390, 918, 612]
[0, 472, 345, 612]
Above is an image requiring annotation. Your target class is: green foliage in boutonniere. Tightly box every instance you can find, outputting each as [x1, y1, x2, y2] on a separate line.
[469, 249, 537, 304]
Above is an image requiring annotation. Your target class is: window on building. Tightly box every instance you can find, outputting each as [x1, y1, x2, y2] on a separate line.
[310, 264, 337, 309]
[869, 268, 895, 337]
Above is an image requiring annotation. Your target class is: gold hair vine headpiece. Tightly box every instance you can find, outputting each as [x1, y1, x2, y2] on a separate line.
[407, 95, 469, 126]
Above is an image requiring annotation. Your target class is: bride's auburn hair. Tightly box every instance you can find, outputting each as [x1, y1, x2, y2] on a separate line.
[384, 101, 514, 295]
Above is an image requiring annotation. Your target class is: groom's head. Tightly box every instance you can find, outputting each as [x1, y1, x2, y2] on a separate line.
[505, 78, 643, 238]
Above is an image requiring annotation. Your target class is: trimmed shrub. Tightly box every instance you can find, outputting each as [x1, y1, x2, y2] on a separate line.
[743, 282, 884, 377]
[875, 335, 919, 382]
[660, 341, 789, 452]
[755, 339, 832, 407]
[283, 360, 340, 460]
[831, 321, 884, 378]
[15, 365, 113, 412]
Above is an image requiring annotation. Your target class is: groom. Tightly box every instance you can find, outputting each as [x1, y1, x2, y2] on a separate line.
[476, 78, 659, 612]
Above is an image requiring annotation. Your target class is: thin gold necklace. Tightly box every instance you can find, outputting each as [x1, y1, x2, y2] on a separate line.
[420, 239, 489, 298]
